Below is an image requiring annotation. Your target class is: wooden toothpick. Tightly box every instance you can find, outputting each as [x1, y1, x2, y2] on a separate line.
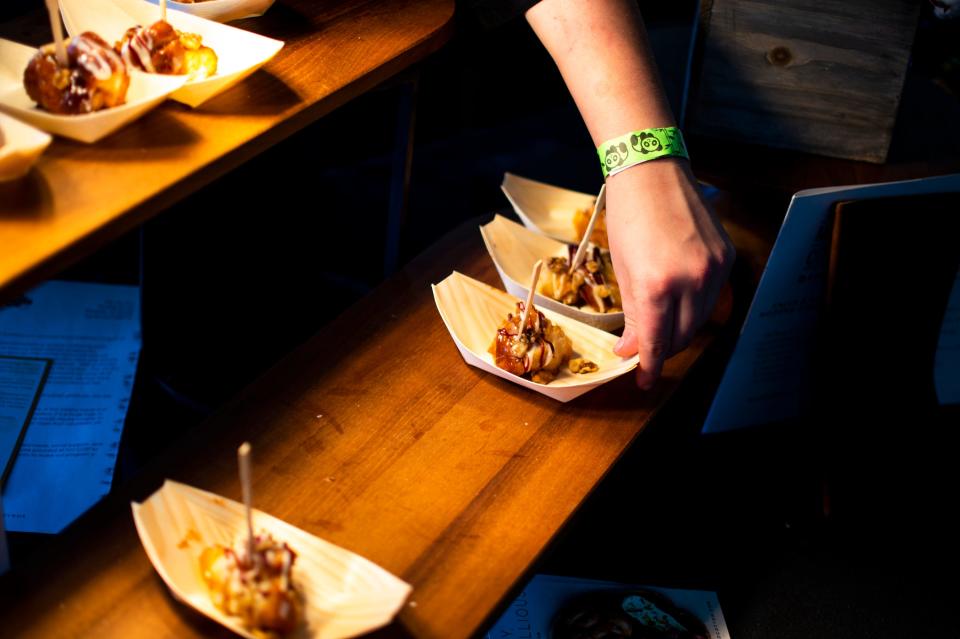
[519, 259, 543, 331]
[569, 183, 606, 274]
[160, 0, 167, 22]
[44, 0, 67, 66]
[237, 442, 254, 562]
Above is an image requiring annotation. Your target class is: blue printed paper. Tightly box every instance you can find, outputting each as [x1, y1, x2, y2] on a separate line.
[0, 493, 8, 574]
[0, 281, 140, 534]
[0, 356, 49, 486]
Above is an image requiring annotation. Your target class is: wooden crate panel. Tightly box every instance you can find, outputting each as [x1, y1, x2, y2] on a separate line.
[689, 0, 921, 162]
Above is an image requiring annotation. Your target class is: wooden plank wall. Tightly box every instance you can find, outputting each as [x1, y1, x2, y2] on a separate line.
[688, 0, 921, 163]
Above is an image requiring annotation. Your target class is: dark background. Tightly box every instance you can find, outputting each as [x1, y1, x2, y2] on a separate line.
[4, 1, 960, 637]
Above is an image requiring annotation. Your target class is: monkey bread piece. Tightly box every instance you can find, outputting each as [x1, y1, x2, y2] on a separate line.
[176, 31, 218, 78]
[23, 32, 129, 115]
[117, 21, 218, 80]
[539, 254, 586, 307]
[538, 245, 622, 314]
[490, 302, 573, 384]
[199, 532, 302, 636]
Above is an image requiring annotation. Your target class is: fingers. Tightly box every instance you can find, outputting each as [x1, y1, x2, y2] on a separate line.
[602, 161, 737, 392]
[633, 290, 674, 390]
[614, 327, 638, 357]
[675, 242, 736, 356]
[670, 289, 699, 357]
[630, 256, 733, 386]
[698, 242, 736, 331]
[612, 256, 641, 358]
[699, 271, 724, 333]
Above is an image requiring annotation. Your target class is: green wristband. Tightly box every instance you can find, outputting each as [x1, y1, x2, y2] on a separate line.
[597, 127, 689, 178]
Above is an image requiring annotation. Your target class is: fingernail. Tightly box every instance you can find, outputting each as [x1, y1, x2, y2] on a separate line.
[615, 337, 625, 352]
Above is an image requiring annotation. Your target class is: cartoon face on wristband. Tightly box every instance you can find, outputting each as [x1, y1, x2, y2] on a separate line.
[598, 127, 688, 177]
[630, 131, 662, 155]
[604, 142, 629, 172]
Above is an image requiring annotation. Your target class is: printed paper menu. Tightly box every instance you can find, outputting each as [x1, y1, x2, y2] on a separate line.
[0, 493, 8, 574]
[0, 356, 49, 486]
[0, 281, 140, 534]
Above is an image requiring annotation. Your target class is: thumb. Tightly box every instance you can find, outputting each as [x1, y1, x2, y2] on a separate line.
[614, 325, 638, 357]
[612, 259, 641, 358]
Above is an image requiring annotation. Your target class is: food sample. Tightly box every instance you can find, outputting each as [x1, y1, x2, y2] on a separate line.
[117, 20, 217, 79]
[573, 205, 608, 249]
[199, 532, 302, 635]
[553, 589, 709, 639]
[23, 32, 129, 115]
[538, 245, 622, 314]
[490, 302, 573, 384]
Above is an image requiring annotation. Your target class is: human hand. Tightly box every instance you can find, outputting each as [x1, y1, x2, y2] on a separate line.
[606, 158, 735, 389]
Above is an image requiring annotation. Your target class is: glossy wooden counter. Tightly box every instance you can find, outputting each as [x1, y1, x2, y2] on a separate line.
[0, 215, 733, 639]
[0, 0, 454, 302]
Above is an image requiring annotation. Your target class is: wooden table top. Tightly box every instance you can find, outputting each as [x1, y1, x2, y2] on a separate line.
[0, 0, 454, 302]
[0, 215, 734, 639]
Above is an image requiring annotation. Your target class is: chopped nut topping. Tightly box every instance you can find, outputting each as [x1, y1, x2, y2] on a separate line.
[568, 358, 599, 374]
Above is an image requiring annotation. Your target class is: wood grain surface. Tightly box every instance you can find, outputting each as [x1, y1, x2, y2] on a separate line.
[0, 216, 730, 639]
[689, 0, 921, 163]
[0, 0, 454, 303]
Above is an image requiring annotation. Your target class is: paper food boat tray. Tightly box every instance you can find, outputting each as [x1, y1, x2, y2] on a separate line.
[0, 38, 185, 143]
[0, 111, 51, 181]
[480, 214, 625, 332]
[146, 0, 276, 23]
[61, 0, 283, 108]
[500, 172, 598, 245]
[432, 271, 637, 402]
[132, 479, 411, 639]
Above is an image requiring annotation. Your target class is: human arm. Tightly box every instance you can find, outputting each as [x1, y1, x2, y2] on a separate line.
[525, 0, 735, 388]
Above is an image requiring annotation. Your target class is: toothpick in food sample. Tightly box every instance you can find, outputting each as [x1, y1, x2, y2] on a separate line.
[43, 0, 68, 65]
[520, 259, 544, 330]
[489, 263, 575, 385]
[197, 442, 304, 635]
[237, 441, 254, 562]
[160, 0, 167, 23]
[569, 183, 606, 275]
